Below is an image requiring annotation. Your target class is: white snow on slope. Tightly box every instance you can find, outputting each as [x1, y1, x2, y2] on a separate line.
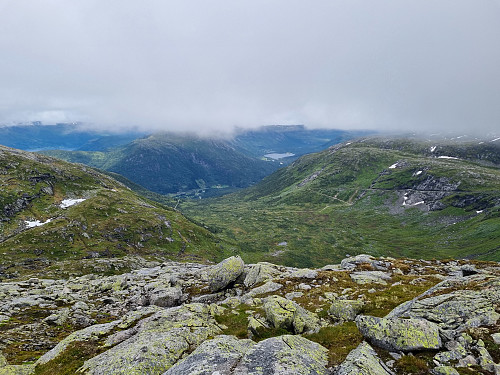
[491, 137, 500, 142]
[25, 218, 52, 228]
[438, 156, 459, 160]
[389, 163, 398, 169]
[60, 198, 86, 209]
[430, 146, 437, 152]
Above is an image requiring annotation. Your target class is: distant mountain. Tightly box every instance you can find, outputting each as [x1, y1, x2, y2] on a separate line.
[0, 145, 229, 279]
[182, 136, 500, 267]
[36, 126, 367, 198]
[0, 123, 146, 151]
[231, 125, 371, 161]
[42, 132, 279, 198]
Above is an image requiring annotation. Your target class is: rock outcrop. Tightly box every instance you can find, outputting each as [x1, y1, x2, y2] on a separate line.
[0, 255, 498, 375]
[208, 256, 245, 292]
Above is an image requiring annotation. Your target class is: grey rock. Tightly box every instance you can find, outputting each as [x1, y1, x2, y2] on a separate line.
[290, 268, 318, 279]
[233, 335, 329, 375]
[149, 286, 182, 307]
[399, 288, 500, 338]
[80, 303, 221, 375]
[329, 300, 364, 322]
[36, 321, 120, 365]
[0, 364, 35, 375]
[350, 271, 392, 285]
[491, 332, 500, 344]
[244, 263, 282, 287]
[264, 295, 320, 334]
[341, 255, 390, 271]
[242, 281, 282, 300]
[432, 366, 459, 375]
[208, 256, 245, 292]
[163, 335, 255, 375]
[356, 315, 442, 352]
[335, 342, 394, 375]
[43, 308, 70, 326]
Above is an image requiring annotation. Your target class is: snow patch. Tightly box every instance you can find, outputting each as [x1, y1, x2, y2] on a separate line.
[438, 156, 459, 160]
[345, 142, 352, 146]
[491, 137, 500, 142]
[389, 163, 398, 169]
[414, 170, 422, 176]
[60, 198, 86, 209]
[476, 210, 483, 214]
[25, 218, 52, 228]
[430, 146, 437, 152]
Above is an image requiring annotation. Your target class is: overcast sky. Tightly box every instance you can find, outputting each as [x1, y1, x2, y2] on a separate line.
[1, 1, 499, 134]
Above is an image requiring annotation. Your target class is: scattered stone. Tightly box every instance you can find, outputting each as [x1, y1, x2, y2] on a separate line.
[208, 256, 245, 292]
[356, 315, 442, 352]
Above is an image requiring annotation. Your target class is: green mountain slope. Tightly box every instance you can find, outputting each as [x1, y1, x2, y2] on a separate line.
[0, 145, 230, 279]
[181, 137, 500, 267]
[43, 132, 278, 198]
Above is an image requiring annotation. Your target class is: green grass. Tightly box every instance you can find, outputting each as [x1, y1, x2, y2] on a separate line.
[181, 141, 500, 267]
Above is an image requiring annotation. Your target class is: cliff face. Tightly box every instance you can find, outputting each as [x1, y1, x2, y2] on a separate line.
[0, 255, 499, 374]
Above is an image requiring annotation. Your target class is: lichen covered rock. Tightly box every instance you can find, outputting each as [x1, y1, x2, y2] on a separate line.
[233, 335, 328, 375]
[329, 300, 364, 322]
[80, 303, 221, 375]
[208, 256, 245, 292]
[244, 263, 282, 287]
[356, 315, 442, 352]
[0, 365, 35, 375]
[334, 342, 392, 375]
[264, 295, 320, 334]
[163, 335, 255, 375]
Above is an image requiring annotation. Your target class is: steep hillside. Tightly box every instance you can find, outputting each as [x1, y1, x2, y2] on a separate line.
[0, 145, 230, 279]
[182, 137, 500, 266]
[43, 132, 278, 198]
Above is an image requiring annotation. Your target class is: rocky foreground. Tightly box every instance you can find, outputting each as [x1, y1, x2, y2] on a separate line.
[0, 255, 499, 374]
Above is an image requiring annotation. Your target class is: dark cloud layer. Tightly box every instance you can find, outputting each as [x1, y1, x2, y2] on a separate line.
[1, 1, 499, 134]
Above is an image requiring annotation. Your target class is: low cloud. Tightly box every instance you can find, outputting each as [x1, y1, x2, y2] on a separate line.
[1, 1, 499, 135]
